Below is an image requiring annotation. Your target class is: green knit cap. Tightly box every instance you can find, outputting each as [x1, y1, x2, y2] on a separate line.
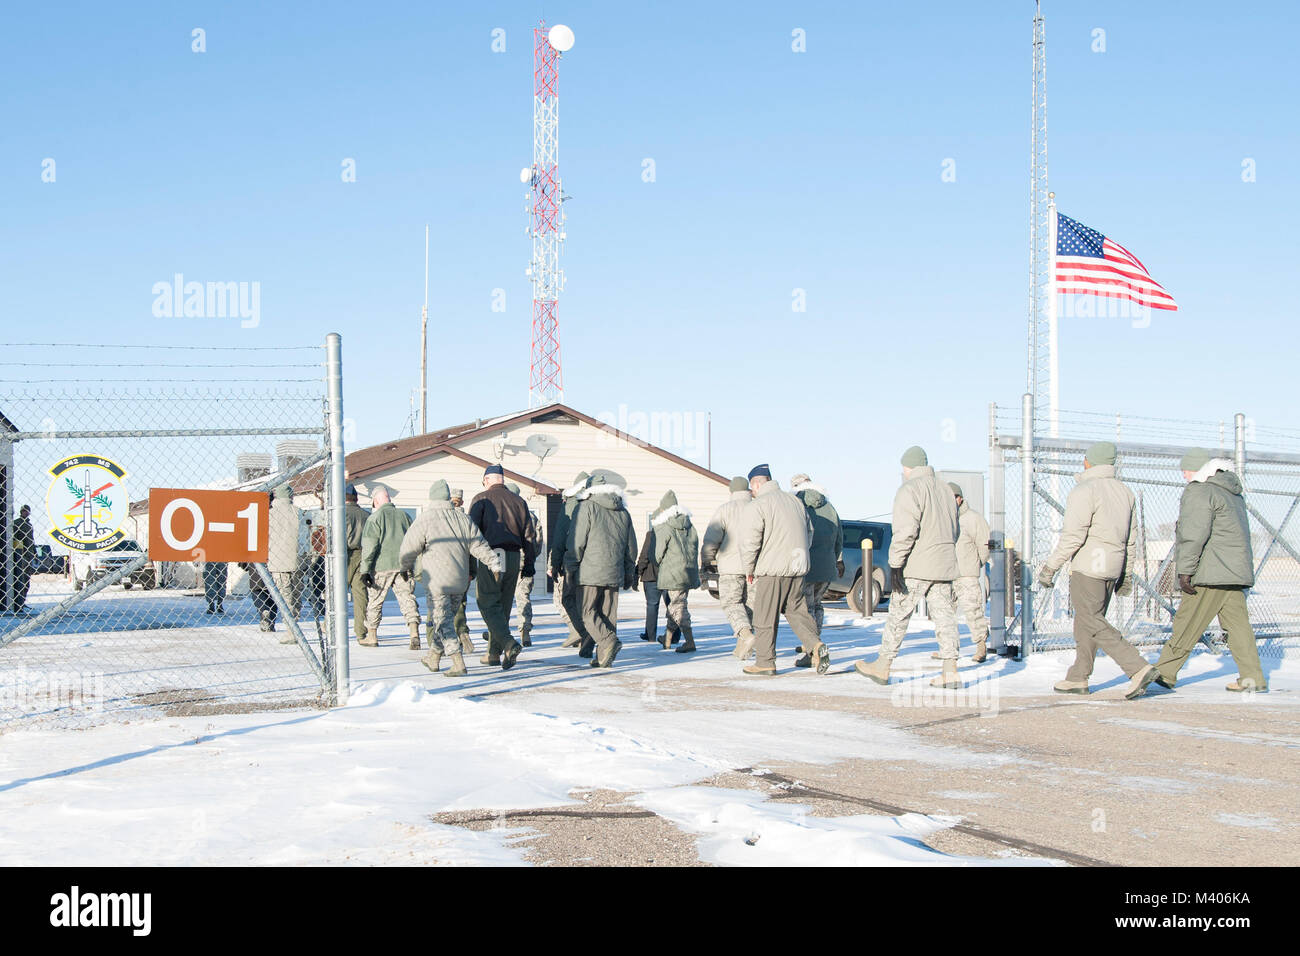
[1085, 441, 1117, 466]
[428, 479, 450, 501]
[948, 481, 964, 498]
[273, 483, 293, 500]
[659, 490, 677, 510]
[728, 476, 749, 492]
[1179, 448, 1213, 473]
[506, 481, 520, 494]
[900, 446, 928, 467]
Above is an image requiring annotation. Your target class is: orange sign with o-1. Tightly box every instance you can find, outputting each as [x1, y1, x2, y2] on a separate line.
[147, 488, 270, 563]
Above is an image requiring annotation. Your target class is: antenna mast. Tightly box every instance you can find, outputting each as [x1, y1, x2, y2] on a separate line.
[1028, 1, 1050, 434]
[525, 21, 574, 408]
[420, 223, 429, 433]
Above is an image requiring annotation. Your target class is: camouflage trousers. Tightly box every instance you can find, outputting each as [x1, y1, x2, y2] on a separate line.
[425, 592, 460, 655]
[271, 570, 301, 620]
[717, 573, 753, 637]
[880, 578, 959, 661]
[664, 589, 693, 640]
[453, 591, 469, 638]
[514, 573, 534, 638]
[950, 576, 989, 644]
[802, 579, 831, 634]
[364, 569, 420, 635]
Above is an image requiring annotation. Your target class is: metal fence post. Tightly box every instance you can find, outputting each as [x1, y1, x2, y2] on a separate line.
[1020, 392, 1034, 659]
[989, 402, 1005, 649]
[1235, 412, 1247, 479]
[326, 333, 349, 706]
[861, 539, 873, 617]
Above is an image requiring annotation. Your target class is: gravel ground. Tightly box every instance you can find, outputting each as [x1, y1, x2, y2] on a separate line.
[434, 789, 709, 866]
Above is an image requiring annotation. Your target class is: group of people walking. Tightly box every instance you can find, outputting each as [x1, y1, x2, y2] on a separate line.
[210, 438, 1272, 696]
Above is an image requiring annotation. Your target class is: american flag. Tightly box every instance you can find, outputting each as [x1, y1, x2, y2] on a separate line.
[1055, 212, 1178, 312]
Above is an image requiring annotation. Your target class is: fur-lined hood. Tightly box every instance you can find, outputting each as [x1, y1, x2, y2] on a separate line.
[652, 504, 692, 527]
[579, 483, 627, 509]
[1188, 458, 1236, 485]
[562, 478, 590, 499]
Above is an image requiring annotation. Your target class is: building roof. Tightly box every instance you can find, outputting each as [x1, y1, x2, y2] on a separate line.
[341, 402, 728, 488]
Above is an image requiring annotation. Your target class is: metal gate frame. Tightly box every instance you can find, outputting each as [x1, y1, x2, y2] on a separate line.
[989, 400, 1300, 659]
[0, 334, 349, 712]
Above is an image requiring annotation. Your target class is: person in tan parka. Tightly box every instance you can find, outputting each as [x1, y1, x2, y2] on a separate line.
[737, 465, 829, 676]
[1038, 441, 1159, 699]
[855, 446, 963, 689]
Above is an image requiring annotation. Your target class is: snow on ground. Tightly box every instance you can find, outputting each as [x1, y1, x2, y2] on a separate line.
[0, 589, 1297, 866]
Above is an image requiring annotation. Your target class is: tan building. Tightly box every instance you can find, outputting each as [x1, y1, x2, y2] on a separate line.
[332, 403, 732, 596]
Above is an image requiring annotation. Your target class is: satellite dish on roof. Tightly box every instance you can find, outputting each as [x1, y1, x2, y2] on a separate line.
[548, 24, 575, 52]
[526, 433, 559, 469]
[526, 434, 559, 456]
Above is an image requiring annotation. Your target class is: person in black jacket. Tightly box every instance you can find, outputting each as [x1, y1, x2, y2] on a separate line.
[468, 465, 535, 669]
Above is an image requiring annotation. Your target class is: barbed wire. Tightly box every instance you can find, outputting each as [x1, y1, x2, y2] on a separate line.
[1, 362, 321, 369]
[2, 343, 321, 351]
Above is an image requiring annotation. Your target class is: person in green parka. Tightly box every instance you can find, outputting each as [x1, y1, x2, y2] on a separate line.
[652, 490, 700, 653]
[1154, 450, 1267, 693]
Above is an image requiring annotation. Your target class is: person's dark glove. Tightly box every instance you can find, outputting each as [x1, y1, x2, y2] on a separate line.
[1178, 574, 1196, 596]
[890, 567, 907, 595]
[836, 558, 846, 578]
[399, 569, 411, 582]
[360, 573, 375, 589]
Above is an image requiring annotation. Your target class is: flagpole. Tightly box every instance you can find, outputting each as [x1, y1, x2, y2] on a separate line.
[1047, 192, 1059, 439]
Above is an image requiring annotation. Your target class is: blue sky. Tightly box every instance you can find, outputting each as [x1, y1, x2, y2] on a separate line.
[3, 1, 1297, 517]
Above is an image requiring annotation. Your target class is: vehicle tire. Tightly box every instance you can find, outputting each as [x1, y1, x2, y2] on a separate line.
[847, 575, 866, 615]
[708, 589, 719, 602]
[142, 571, 156, 590]
[123, 581, 133, 590]
[870, 577, 883, 612]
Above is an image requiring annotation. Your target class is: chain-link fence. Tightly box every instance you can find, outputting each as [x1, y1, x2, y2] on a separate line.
[0, 339, 348, 730]
[990, 404, 1300, 659]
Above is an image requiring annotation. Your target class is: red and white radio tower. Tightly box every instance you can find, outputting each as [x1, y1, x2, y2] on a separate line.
[522, 21, 574, 408]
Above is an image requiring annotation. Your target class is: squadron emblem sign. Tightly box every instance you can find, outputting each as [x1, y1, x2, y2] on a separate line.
[44, 455, 130, 552]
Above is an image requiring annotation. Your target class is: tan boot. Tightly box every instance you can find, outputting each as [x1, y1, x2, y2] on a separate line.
[1226, 677, 1267, 693]
[1124, 664, 1160, 700]
[732, 627, 756, 660]
[502, 639, 522, 671]
[854, 656, 892, 685]
[931, 660, 961, 689]
[357, 633, 378, 647]
[1053, 679, 1089, 694]
[444, 652, 467, 677]
[742, 663, 776, 676]
[408, 621, 421, 650]
[458, 632, 474, 655]
[971, 640, 987, 663]
[421, 648, 442, 673]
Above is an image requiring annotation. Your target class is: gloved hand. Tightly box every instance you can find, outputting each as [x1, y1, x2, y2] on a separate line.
[360, 573, 375, 589]
[1115, 575, 1133, 597]
[890, 567, 907, 596]
[1178, 574, 1196, 596]
[399, 569, 411, 582]
[836, 558, 846, 578]
[1037, 566, 1055, 590]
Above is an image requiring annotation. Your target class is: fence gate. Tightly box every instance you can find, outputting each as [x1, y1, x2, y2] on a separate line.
[989, 404, 1300, 660]
[0, 337, 348, 730]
